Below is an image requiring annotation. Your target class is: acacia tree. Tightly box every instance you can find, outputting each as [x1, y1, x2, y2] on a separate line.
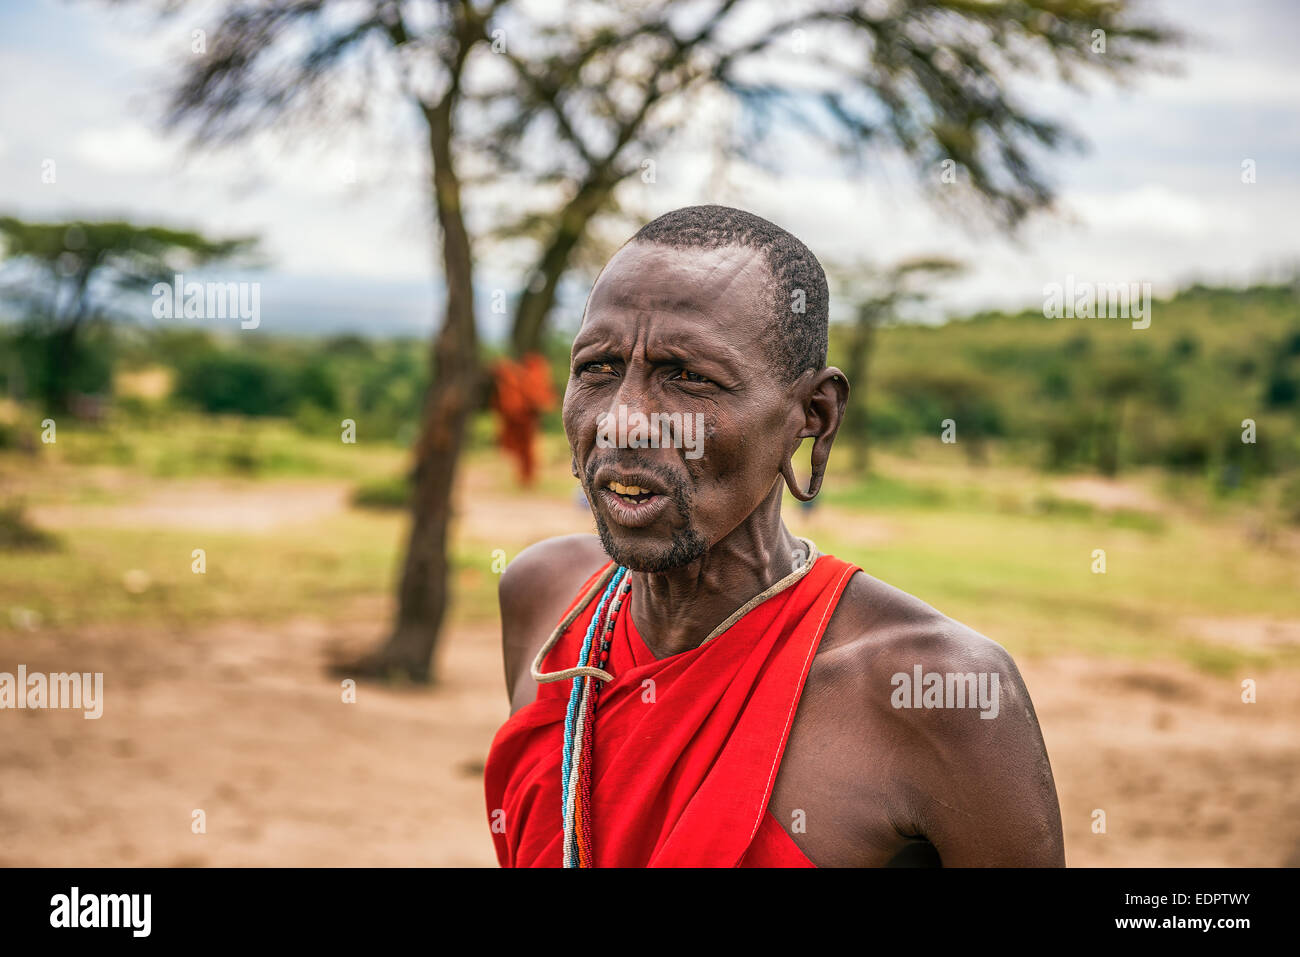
[0, 217, 255, 412]
[477, 0, 1177, 356]
[150, 0, 500, 681]
[134, 0, 1175, 683]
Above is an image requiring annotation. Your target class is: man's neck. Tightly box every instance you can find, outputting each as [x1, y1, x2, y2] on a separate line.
[629, 483, 802, 659]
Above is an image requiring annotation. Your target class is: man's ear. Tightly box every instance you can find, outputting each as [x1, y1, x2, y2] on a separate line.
[781, 367, 849, 501]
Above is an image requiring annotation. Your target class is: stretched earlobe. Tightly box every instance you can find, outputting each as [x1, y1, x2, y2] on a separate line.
[781, 457, 823, 502]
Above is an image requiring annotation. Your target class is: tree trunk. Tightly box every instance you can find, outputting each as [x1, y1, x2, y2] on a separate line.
[510, 178, 613, 356]
[1096, 398, 1125, 478]
[843, 306, 875, 474]
[351, 94, 478, 684]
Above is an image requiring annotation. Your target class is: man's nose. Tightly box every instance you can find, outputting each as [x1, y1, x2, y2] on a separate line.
[599, 368, 681, 453]
[607, 367, 655, 422]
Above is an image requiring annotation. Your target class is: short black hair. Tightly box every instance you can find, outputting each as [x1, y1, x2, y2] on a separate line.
[630, 205, 828, 384]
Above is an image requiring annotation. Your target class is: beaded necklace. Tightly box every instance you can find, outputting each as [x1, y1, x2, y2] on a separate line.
[560, 566, 629, 867]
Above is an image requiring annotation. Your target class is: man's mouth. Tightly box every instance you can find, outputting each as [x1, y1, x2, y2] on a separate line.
[605, 480, 658, 504]
[591, 470, 674, 528]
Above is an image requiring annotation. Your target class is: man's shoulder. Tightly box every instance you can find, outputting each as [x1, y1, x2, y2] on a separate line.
[824, 567, 1009, 661]
[817, 566, 1023, 717]
[499, 533, 610, 613]
[809, 565, 1047, 802]
[805, 564, 1062, 865]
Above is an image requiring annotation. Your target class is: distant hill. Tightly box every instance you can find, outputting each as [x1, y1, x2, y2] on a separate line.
[831, 283, 1300, 477]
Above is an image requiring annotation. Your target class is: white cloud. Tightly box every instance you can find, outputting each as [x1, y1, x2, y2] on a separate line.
[2, 0, 1297, 326]
[74, 124, 176, 174]
[1066, 185, 1215, 237]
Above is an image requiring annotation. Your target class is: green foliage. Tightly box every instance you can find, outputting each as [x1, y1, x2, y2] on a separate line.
[7, 280, 1295, 493]
[176, 352, 296, 417]
[833, 283, 1300, 480]
[11, 323, 115, 409]
[0, 216, 259, 413]
[0, 218, 256, 281]
[162, 335, 421, 437]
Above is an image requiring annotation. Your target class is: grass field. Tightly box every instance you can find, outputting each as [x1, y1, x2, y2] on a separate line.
[5, 416, 1296, 668]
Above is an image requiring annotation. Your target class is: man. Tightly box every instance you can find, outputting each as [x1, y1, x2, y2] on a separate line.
[484, 205, 1065, 867]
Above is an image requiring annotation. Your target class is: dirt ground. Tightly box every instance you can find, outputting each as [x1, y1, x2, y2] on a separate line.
[2, 602, 1297, 867]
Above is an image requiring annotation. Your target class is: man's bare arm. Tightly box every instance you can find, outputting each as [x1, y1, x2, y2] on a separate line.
[884, 628, 1066, 866]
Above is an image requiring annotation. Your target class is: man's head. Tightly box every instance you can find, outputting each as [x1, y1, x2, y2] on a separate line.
[631, 205, 830, 384]
[563, 204, 848, 573]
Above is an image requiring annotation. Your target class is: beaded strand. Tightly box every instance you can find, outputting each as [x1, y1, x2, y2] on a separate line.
[560, 566, 628, 867]
[572, 574, 631, 866]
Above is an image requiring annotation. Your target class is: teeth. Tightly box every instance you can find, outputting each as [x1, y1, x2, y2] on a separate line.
[607, 481, 652, 496]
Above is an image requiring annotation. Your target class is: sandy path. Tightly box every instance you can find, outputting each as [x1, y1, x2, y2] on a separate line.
[26, 479, 353, 533]
[2, 607, 1296, 867]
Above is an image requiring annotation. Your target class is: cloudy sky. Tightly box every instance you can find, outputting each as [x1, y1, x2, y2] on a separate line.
[1, 0, 1297, 338]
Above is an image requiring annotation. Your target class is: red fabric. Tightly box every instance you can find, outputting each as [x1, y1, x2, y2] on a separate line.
[490, 354, 556, 485]
[484, 553, 860, 867]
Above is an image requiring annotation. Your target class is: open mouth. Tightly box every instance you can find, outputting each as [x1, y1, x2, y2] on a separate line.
[591, 471, 673, 528]
[605, 480, 659, 505]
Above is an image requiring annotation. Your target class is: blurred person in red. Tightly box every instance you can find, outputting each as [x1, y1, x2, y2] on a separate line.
[490, 353, 557, 486]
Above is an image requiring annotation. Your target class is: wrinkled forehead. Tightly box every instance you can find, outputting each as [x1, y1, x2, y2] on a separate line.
[577, 242, 772, 349]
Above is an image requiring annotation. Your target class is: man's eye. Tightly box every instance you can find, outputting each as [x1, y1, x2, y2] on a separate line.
[579, 361, 616, 375]
[673, 368, 713, 385]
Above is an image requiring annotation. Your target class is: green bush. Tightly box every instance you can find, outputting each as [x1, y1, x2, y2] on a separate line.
[12, 322, 114, 412]
[295, 359, 340, 413]
[176, 352, 295, 416]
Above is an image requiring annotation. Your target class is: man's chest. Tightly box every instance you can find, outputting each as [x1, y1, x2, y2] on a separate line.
[766, 641, 928, 867]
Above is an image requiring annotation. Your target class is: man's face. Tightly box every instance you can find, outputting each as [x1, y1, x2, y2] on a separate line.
[564, 242, 796, 572]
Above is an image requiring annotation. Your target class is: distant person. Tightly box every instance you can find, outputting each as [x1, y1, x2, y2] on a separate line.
[489, 353, 556, 486]
[485, 206, 1063, 867]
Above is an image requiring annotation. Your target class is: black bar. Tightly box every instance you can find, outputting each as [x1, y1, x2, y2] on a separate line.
[0, 867, 1285, 943]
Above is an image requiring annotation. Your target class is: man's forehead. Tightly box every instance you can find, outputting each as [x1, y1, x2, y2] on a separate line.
[585, 242, 771, 321]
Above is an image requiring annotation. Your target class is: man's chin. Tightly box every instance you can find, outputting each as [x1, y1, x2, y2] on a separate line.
[594, 520, 708, 574]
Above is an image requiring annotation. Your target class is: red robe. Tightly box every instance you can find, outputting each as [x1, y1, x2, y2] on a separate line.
[490, 354, 556, 485]
[484, 553, 861, 867]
